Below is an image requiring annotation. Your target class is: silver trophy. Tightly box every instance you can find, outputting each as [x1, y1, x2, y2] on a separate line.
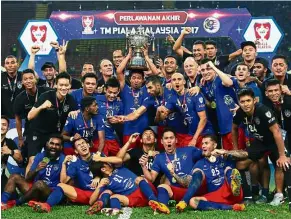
[126, 26, 152, 71]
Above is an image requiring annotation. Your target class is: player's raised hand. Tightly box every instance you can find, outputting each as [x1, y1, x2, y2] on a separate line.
[58, 40, 69, 55]
[129, 133, 140, 144]
[166, 34, 175, 43]
[31, 45, 40, 54]
[50, 41, 60, 49]
[182, 27, 192, 35]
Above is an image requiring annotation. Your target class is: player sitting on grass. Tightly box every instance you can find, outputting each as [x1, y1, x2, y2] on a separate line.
[1, 134, 64, 211]
[175, 135, 246, 212]
[140, 127, 205, 214]
[29, 137, 122, 213]
[86, 161, 159, 216]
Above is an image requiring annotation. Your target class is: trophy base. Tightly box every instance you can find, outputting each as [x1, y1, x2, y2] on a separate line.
[127, 65, 148, 71]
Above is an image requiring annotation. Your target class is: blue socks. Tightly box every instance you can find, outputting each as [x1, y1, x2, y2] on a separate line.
[110, 198, 121, 209]
[157, 187, 169, 205]
[100, 193, 110, 207]
[197, 200, 232, 210]
[1, 192, 11, 204]
[47, 186, 64, 207]
[139, 180, 157, 201]
[182, 171, 203, 204]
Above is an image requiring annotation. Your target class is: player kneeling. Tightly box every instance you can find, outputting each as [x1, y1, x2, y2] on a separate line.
[175, 135, 246, 212]
[86, 161, 159, 215]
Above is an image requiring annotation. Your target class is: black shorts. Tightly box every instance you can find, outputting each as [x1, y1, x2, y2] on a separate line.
[247, 139, 279, 164]
[26, 132, 50, 157]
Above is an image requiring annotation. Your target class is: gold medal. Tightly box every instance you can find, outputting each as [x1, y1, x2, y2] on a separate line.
[172, 177, 177, 183]
[209, 155, 216, 163]
[148, 150, 153, 157]
[167, 163, 174, 170]
[211, 101, 216, 109]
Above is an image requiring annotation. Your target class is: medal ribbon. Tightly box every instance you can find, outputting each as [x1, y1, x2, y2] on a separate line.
[7, 74, 18, 101]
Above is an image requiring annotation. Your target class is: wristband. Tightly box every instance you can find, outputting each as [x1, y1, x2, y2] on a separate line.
[10, 150, 15, 156]
[70, 137, 74, 142]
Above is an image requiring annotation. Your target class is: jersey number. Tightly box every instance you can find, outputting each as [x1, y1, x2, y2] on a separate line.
[211, 167, 220, 177]
[45, 165, 53, 176]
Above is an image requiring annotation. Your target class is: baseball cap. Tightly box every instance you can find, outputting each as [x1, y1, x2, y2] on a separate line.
[41, 62, 56, 71]
[254, 57, 271, 75]
[240, 41, 256, 50]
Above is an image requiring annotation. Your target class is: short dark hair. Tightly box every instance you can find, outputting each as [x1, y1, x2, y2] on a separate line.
[22, 68, 35, 77]
[1, 115, 10, 126]
[105, 77, 120, 89]
[83, 62, 94, 67]
[5, 55, 17, 60]
[48, 133, 63, 146]
[41, 62, 56, 71]
[236, 62, 249, 71]
[129, 70, 144, 79]
[265, 79, 281, 89]
[237, 88, 255, 100]
[72, 137, 89, 148]
[271, 54, 288, 65]
[89, 160, 106, 178]
[81, 96, 96, 112]
[81, 73, 98, 83]
[164, 55, 177, 61]
[55, 72, 71, 84]
[193, 40, 206, 49]
[202, 134, 218, 144]
[200, 58, 211, 65]
[161, 127, 176, 138]
[142, 127, 157, 139]
[145, 75, 162, 85]
[205, 40, 217, 48]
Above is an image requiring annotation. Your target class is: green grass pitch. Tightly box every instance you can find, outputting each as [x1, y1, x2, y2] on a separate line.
[2, 203, 290, 219]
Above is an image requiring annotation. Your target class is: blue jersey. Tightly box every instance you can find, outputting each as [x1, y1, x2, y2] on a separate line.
[66, 155, 94, 191]
[30, 152, 65, 188]
[151, 147, 203, 187]
[193, 156, 235, 193]
[95, 95, 124, 140]
[232, 79, 262, 103]
[63, 112, 104, 150]
[71, 89, 99, 110]
[165, 91, 214, 136]
[104, 167, 138, 195]
[142, 88, 188, 134]
[201, 77, 237, 134]
[121, 85, 150, 135]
